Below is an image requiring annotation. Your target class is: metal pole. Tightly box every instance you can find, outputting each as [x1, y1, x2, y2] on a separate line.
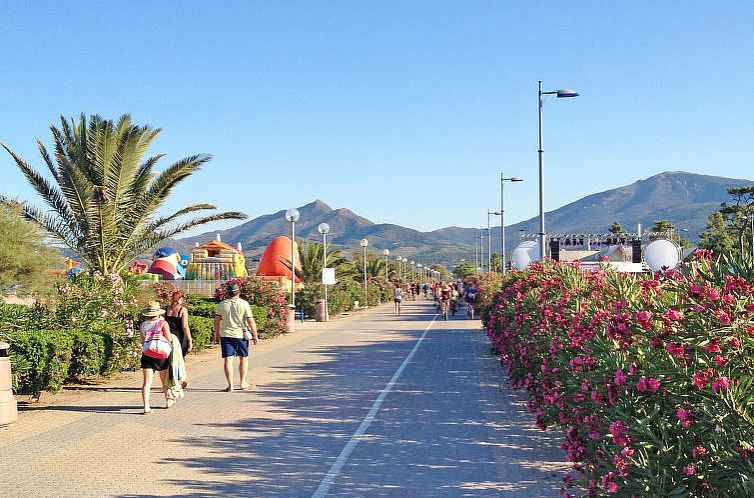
[538, 80, 546, 261]
[323, 231, 328, 321]
[291, 221, 296, 309]
[363, 246, 368, 308]
[487, 213, 492, 272]
[501, 173, 506, 275]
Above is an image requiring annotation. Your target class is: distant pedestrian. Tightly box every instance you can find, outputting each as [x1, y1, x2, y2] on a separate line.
[140, 301, 174, 414]
[214, 282, 259, 392]
[393, 284, 403, 315]
[164, 290, 192, 388]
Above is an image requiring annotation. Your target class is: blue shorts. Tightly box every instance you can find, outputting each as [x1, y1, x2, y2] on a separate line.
[220, 337, 249, 358]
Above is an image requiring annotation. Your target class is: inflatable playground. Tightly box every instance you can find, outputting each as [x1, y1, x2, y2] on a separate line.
[116, 234, 302, 292]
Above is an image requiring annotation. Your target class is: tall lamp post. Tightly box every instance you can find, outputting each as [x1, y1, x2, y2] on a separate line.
[500, 174, 524, 274]
[410, 260, 415, 280]
[285, 208, 300, 320]
[396, 255, 402, 279]
[383, 249, 390, 281]
[487, 210, 500, 272]
[360, 239, 369, 308]
[318, 222, 330, 321]
[538, 80, 579, 260]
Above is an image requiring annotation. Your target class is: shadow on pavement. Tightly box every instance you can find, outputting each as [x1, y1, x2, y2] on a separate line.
[116, 303, 565, 497]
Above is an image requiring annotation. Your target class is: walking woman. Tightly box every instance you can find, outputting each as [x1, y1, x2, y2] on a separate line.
[393, 284, 403, 316]
[140, 301, 174, 414]
[164, 290, 192, 387]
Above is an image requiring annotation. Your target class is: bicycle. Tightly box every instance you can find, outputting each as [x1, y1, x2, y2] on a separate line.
[440, 299, 449, 320]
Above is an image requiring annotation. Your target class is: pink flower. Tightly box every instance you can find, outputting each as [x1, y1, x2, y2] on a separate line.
[636, 376, 660, 392]
[693, 369, 714, 389]
[636, 310, 652, 323]
[714, 355, 728, 366]
[667, 342, 687, 358]
[693, 446, 707, 459]
[684, 464, 696, 475]
[677, 408, 693, 428]
[712, 376, 731, 394]
[706, 287, 721, 301]
[614, 369, 627, 387]
[665, 309, 682, 321]
[718, 312, 731, 325]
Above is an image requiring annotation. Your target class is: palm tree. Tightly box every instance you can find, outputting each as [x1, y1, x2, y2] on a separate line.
[1, 114, 246, 274]
[296, 240, 354, 284]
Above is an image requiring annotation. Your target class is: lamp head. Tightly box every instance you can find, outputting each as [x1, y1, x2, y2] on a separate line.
[317, 222, 330, 234]
[383, 249, 390, 256]
[556, 89, 579, 98]
[360, 238, 368, 248]
[285, 208, 300, 222]
[510, 177, 524, 182]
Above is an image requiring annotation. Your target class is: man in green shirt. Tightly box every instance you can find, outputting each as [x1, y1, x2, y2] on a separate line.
[214, 282, 259, 392]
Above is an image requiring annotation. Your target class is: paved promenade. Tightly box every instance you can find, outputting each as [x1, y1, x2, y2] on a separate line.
[0, 299, 568, 497]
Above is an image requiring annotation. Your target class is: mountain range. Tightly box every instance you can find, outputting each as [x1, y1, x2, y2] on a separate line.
[177, 171, 752, 267]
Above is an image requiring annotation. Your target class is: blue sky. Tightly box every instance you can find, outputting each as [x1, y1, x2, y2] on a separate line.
[1, 1, 753, 235]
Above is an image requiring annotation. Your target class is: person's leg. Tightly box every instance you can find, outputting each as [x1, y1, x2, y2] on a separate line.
[158, 369, 172, 406]
[142, 368, 153, 412]
[224, 356, 235, 391]
[239, 356, 251, 389]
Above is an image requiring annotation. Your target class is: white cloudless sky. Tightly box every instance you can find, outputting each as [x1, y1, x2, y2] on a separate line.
[1, 1, 752, 234]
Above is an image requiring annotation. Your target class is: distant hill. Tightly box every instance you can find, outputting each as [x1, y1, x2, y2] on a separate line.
[175, 172, 752, 267]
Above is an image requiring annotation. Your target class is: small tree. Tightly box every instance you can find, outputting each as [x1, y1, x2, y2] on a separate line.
[609, 221, 624, 234]
[0, 200, 63, 296]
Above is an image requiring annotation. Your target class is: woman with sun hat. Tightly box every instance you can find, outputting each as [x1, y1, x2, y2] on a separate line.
[140, 301, 174, 413]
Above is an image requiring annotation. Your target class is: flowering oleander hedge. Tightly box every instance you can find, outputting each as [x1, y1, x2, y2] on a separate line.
[215, 277, 289, 337]
[484, 253, 754, 497]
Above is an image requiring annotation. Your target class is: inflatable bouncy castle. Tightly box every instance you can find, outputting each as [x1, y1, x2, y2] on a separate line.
[256, 235, 302, 292]
[147, 247, 190, 280]
[185, 236, 247, 280]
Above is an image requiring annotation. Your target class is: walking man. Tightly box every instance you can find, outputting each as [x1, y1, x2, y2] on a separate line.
[214, 282, 259, 392]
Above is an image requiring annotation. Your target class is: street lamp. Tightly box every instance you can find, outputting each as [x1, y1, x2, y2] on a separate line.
[396, 255, 402, 279]
[318, 222, 330, 321]
[285, 208, 300, 316]
[500, 174, 524, 275]
[383, 249, 390, 281]
[538, 80, 579, 260]
[487, 209, 501, 272]
[410, 260, 415, 280]
[360, 239, 369, 308]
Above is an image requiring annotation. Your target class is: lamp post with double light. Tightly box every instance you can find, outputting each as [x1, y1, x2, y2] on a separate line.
[317, 222, 330, 322]
[285, 208, 300, 323]
[487, 209, 500, 272]
[500, 174, 524, 274]
[538, 81, 579, 260]
[360, 239, 369, 308]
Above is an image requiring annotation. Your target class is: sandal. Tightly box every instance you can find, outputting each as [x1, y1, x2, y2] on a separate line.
[166, 398, 176, 409]
[143, 407, 152, 414]
[222, 386, 234, 393]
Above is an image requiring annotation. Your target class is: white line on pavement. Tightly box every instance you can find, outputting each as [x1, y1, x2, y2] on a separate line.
[311, 315, 438, 498]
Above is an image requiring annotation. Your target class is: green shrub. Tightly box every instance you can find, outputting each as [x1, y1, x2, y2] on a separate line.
[189, 299, 217, 319]
[68, 330, 112, 379]
[9, 330, 74, 395]
[187, 315, 213, 351]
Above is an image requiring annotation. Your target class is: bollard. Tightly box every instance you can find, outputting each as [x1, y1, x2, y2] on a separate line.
[0, 342, 18, 425]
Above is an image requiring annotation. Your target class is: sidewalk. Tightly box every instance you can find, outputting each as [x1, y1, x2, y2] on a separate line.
[0, 299, 568, 497]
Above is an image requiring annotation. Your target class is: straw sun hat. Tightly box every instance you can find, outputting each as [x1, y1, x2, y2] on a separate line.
[141, 300, 165, 318]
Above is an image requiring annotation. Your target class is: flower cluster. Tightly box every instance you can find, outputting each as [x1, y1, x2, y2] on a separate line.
[483, 256, 754, 497]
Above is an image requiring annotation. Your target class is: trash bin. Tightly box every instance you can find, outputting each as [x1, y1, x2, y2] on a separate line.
[0, 342, 18, 426]
[315, 300, 328, 322]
